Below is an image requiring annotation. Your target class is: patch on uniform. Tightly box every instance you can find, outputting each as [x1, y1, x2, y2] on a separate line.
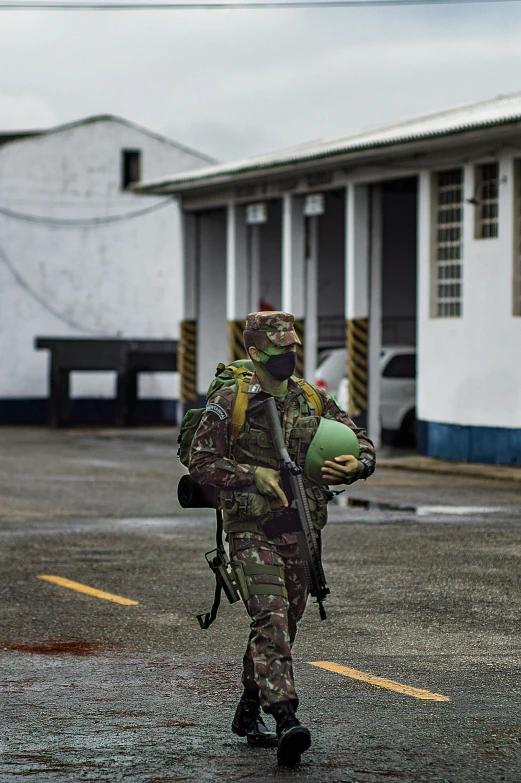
[249, 384, 261, 394]
[206, 402, 228, 420]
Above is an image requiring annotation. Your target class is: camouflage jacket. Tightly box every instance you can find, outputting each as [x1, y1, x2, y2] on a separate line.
[189, 374, 376, 534]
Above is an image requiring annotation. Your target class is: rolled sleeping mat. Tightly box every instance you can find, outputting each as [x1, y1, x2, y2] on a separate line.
[304, 417, 360, 486]
[177, 474, 218, 509]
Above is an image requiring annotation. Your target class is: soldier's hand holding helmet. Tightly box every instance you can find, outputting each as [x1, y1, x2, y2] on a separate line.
[321, 455, 363, 484]
[305, 418, 362, 486]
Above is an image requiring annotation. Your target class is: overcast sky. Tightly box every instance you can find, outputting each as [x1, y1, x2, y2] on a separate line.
[1, 1, 521, 161]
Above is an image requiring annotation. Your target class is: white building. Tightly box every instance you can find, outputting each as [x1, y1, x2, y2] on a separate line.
[0, 115, 214, 424]
[135, 93, 521, 465]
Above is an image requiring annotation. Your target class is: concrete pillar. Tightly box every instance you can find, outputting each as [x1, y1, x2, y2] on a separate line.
[183, 212, 198, 321]
[226, 202, 237, 322]
[345, 184, 370, 425]
[227, 203, 248, 361]
[304, 215, 319, 380]
[282, 194, 306, 315]
[248, 224, 261, 313]
[196, 209, 228, 397]
[282, 193, 306, 375]
[368, 186, 382, 449]
[178, 212, 198, 409]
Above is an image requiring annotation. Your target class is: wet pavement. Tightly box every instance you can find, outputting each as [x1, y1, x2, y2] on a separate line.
[1, 427, 521, 782]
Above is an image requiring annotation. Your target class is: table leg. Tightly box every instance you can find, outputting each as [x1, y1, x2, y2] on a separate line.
[115, 366, 130, 427]
[50, 366, 70, 428]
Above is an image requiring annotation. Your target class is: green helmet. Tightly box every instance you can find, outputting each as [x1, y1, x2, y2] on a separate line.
[304, 418, 360, 485]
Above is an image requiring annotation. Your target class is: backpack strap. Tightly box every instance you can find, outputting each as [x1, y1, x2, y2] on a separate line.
[293, 377, 324, 417]
[228, 368, 252, 457]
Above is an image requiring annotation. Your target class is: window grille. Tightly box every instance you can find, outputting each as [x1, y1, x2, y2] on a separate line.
[475, 162, 499, 239]
[433, 169, 464, 318]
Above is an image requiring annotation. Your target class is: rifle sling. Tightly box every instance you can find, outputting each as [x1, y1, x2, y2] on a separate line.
[197, 509, 225, 630]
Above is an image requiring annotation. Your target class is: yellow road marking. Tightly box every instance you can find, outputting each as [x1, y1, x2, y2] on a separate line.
[36, 575, 139, 605]
[308, 661, 450, 702]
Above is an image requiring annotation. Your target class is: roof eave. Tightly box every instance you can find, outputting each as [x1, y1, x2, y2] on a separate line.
[133, 116, 521, 196]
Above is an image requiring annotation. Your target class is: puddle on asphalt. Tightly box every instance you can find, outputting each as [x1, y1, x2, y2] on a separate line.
[116, 516, 214, 529]
[0, 515, 215, 538]
[2, 640, 114, 656]
[336, 496, 504, 516]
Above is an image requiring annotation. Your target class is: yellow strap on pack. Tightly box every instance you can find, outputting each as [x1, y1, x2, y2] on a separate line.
[228, 367, 252, 457]
[294, 377, 324, 417]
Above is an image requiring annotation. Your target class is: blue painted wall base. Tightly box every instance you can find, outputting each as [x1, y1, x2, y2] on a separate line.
[0, 398, 177, 426]
[417, 420, 521, 465]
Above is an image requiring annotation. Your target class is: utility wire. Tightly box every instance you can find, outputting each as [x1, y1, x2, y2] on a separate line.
[0, 241, 117, 335]
[0, 0, 519, 8]
[0, 198, 173, 227]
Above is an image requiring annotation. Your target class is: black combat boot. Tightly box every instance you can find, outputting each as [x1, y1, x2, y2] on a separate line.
[232, 690, 278, 748]
[269, 700, 311, 765]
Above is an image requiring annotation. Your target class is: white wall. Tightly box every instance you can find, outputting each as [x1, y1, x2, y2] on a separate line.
[0, 118, 211, 402]
[196, 208, 228, 394]
[417, 154, 521, 429]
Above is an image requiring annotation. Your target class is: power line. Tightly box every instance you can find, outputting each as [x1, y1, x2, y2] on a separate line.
[0, 241, 117, 335]
[0, 197, 173, 227]
[0, 0, 519, 8]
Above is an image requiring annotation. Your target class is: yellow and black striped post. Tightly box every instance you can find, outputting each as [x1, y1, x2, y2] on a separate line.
[229, 320, 247, 363]
[346, 318, 368, 418]
[179, 320, 197, 404]
[294, 319, 304, 378]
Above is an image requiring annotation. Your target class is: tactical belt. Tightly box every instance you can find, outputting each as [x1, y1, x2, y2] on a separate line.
[262, 508, 302, 540]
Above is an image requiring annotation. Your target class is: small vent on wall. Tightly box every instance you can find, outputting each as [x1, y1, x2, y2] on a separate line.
[122, 149, 142, 190]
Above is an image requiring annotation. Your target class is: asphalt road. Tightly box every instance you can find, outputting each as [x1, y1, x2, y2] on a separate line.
[1, 427, 520, 783]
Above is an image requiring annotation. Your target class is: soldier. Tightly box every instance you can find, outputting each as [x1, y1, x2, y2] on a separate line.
[189, 311, 376, 765]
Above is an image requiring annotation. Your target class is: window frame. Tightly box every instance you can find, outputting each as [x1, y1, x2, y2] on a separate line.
[474, 161, 499, 240]
[431, 167, 464, 319]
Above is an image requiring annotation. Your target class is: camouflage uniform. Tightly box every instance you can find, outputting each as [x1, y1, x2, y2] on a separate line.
[189, 312, 376, 711]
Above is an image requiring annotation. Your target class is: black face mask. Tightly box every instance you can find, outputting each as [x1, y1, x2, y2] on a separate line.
[261, 351, 297, 381]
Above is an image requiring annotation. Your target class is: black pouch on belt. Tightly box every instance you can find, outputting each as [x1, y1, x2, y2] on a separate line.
[262, 508, 302, 540]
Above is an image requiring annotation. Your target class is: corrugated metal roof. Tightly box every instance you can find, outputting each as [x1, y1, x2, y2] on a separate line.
[133, 92, 521, 194]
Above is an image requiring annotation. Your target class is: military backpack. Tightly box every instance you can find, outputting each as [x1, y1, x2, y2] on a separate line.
[177, 358, 323, 465]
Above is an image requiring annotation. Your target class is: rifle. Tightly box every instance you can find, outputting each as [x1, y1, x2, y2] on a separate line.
[258, 395, 330, 620]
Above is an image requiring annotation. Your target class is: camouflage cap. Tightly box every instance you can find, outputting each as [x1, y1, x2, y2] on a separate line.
[244, 311, 302, 347]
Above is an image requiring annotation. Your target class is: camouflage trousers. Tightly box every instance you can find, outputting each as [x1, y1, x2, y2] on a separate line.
[229, 531, 309, 710]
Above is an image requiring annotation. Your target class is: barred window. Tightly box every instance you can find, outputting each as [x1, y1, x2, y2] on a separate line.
[433, 169, 464, 318]
[475, 162, 499, 239]
[515, 161, 521, 316]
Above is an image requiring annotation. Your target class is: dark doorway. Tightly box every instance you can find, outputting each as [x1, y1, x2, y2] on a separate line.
[381, 178, 418, 346]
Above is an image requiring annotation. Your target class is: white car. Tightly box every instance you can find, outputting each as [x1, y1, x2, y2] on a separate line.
[315, 346, 417, 443]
